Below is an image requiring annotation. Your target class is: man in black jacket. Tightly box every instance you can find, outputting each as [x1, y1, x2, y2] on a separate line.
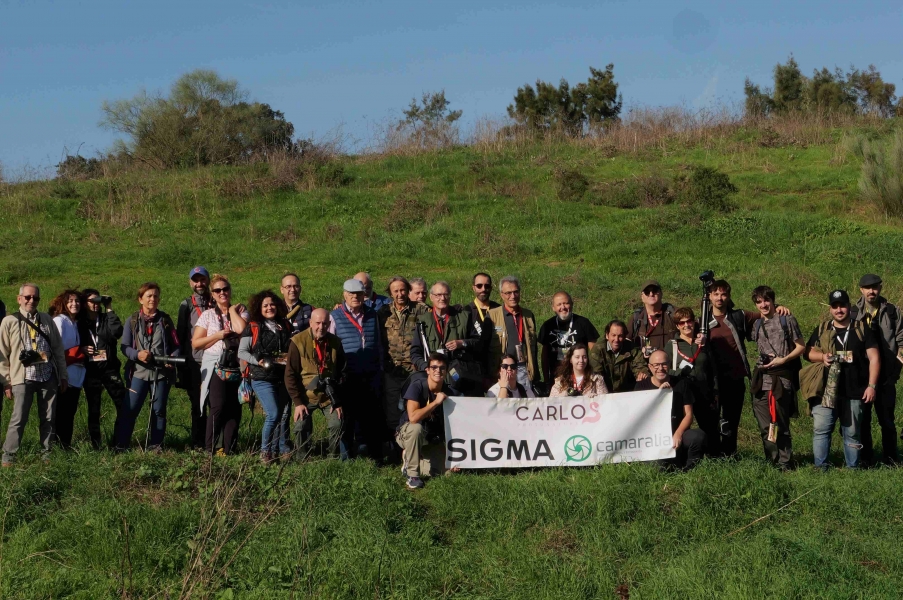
[79, 289, 126, 449]
[176, 266, 213, 449]
[462, 272, 499, 390]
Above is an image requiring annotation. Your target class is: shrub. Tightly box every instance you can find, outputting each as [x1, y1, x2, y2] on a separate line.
[858, 129, 903, 217]
[553, 168, 589, 202]
[56, 154, 104, 180]
[592, 174, 674, 208]
[677, 166, 737, 212]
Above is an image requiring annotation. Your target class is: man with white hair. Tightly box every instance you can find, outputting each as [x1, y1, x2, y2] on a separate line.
[0, 283, 68, 466]
[487, 276, 540, 394]
[354, 272, 391, 311]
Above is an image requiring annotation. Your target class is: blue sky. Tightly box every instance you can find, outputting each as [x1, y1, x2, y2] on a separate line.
[2, 0, 901, 177]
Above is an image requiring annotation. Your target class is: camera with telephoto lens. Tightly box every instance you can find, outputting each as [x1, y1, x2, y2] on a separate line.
[699, 270, 716, 291]
[305, 375, 339, 405]
[18, 349, 42, 367]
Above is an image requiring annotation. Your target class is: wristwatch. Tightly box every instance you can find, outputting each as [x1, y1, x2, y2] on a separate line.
[868, 383, 877, 389]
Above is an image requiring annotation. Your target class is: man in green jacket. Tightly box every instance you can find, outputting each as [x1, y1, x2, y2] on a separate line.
[410, 281, 482, 394]
[589, 320, 648, 393]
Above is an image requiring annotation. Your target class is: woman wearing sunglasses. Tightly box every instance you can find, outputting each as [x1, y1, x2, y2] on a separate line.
[192, 274, 248, 455]
[548, 343, 608, 398]
[664, 307, 719, 455]
[48, 288, 86, 449]
[486, 353, 536, 398]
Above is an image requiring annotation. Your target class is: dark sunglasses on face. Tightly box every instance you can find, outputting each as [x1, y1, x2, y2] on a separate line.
[678, 320, 694, 326]
[212, 287, 231, 294]
[500, 364, 516, 370]
[643, 288, 661, 296]
[22, 295, 40, 301]
[474, 284, 491, 289]
[427, 365, 447, 372]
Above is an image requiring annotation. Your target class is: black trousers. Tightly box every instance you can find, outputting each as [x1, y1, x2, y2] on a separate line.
[82, 365, 127, 448]
[54, 385, 83, 449]
[717, 377, 746, 457]
[661, 428, 706, 470]
[342, 373, 384, 461]
[206, 375, 241, 454]
[861, 382, 898, 465]
[183, 361, 207, 449]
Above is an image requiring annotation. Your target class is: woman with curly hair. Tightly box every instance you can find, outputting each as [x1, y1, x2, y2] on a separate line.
[548, 343, 608, 398]
[49, 288, 86, 449]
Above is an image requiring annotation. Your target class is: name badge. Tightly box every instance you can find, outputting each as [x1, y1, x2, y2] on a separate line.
[678, 359, 693, 371]
[89, 350, 108, 362]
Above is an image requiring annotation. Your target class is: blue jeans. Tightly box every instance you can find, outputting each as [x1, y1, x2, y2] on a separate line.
[252, 380, 290, 455]
[115, 377, 170, 450]
[812, 398, 863, 468]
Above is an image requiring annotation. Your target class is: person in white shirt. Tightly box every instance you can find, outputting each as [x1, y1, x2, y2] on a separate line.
[486, 354, 536, 398]
[49, 289, 86, 449]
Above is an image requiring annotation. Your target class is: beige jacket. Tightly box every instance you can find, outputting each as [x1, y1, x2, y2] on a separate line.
[0, 309, 68, 388]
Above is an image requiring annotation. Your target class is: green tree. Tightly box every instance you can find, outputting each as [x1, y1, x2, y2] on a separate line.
[507, 65, 621, 135]
[772, 56, 805, 113]
[806, 67, 855, 113]
[847, 65, 897, 117]
[744, 78, 774, 117]
[101, 70, 295, 168]
[402, 90, 462, 127]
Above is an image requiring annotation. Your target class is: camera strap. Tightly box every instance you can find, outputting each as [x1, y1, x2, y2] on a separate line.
[14, 313, 52, 349]
[314, 338, 327, 374]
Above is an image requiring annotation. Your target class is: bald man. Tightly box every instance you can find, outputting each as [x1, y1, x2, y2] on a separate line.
[285, 308, 347, 459]
[354, 272, 391, 311]
[635, 350, 706, 470]
[538, 291, 600, 384]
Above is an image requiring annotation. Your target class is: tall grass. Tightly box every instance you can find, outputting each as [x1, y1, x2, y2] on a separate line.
[857, 129, 903, 217]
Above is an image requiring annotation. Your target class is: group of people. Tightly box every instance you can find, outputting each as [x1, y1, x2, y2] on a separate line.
[0, 270, 899, 491]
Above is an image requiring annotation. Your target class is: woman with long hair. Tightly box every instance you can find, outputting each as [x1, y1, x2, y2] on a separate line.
[548, 343, 608, 397]
[193, 274, 248, 455]
[238, 290, 292, 462]
[49, 289, 86, 449]
[118, 282, 180, 451]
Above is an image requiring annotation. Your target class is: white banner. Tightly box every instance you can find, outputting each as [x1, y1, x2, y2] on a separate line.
[443, 389, 676, 468]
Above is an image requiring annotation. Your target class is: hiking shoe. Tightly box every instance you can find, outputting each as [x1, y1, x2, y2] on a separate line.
[405, 476, 424, 490]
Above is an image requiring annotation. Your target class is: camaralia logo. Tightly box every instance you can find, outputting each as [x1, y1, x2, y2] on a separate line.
[515, 401, 601, 423]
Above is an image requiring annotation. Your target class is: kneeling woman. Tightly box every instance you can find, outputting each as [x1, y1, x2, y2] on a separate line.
[549, 344, 608, 397]
[119, 283, 180, 451]
[238, 290, 292, 462]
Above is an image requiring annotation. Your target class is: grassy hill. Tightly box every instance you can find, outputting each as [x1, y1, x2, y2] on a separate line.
[1, 118, 903, 598]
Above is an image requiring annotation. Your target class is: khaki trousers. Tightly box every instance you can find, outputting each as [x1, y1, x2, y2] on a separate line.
[396, 422, 445, 478]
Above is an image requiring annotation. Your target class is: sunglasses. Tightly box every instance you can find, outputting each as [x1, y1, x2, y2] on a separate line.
[212, 287, 231, 294]
[677, 320, 694, 326]
[427, 365, 447, 372]
[500, 364, 516, 370]
[22, 295, 40, 301]
[474, 283, 491, 289]
[643, 288, 662, 296]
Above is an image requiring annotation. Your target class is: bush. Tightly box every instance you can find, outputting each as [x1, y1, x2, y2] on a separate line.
[553, 168, 589, 202]
[858, 129, 903, 217]
[56, 155, 104, 180]
[592, 174, 674, 208]
[677, 166, 737, 212]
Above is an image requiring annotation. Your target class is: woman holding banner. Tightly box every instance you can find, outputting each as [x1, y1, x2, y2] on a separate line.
[548, 344, 608, 397]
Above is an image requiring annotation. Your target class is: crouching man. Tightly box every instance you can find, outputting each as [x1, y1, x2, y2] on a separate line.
[635, 350, 705, 470]
[396, 352, 458, 489]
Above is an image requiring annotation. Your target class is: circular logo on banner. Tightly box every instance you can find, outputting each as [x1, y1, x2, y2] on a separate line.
[564, 435, 592, 462]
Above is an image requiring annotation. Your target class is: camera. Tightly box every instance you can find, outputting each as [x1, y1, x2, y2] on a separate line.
[760, 354, 773, 366]
[699, 270, 716, 290]
[18, 349, 42, 367]
[258, 356, 274, 371]
[305, 375, 339, 406]
[87, 295, 113, 305]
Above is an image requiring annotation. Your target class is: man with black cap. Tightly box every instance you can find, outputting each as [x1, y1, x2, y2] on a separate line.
[804, 289, 880, 469]
[852, 274, 903, 464]
[627, 280, 677, 361]
[176, 266, 213, 449]
[330, 278, 384, 460]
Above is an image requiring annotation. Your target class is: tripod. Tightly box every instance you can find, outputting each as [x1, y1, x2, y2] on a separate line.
[141, 356, 185, 452]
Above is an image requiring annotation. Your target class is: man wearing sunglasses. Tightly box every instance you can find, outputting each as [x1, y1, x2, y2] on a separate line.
[396, 352, 457, 489]
[0, 283, 68, 466]
[463, 273, 499, 389]
[176, 265, 213, 450]
[627, 280, 677, 361]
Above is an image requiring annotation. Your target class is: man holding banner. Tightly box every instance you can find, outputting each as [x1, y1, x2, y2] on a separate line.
[397, 352, 458, 489]
[635, 350, 706, 470]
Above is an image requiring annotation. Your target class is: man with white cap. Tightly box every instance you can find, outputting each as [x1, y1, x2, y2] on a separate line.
[330, 279, 384, 460]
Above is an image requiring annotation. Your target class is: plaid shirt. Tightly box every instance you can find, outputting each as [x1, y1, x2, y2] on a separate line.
[21, 313, 53, 383]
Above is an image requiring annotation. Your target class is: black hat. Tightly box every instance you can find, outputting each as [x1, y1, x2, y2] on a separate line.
[828, 289, 850, 305]
[859, 274, 882, 287]
[640, 279, 662, 293]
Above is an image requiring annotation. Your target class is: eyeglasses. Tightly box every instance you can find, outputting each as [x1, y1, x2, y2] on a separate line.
[212, 287, 231, 294]
[474, 284, 491, 289]
[427, 365, 447, 372]
[649, 362, 668, 370]
[677, 320, 694, 326]
[431, 293, 450, 298]
[501, 290, 520, 296]
[500, 364, 516, 370]
[22, 295, 40, 301]
[282, 284, 300, 289]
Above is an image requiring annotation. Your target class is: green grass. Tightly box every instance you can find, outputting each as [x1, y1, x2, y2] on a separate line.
[2, 130, 903, 598]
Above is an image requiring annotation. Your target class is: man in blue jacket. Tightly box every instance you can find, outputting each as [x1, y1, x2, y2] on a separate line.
[330, 279, 384, 460]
